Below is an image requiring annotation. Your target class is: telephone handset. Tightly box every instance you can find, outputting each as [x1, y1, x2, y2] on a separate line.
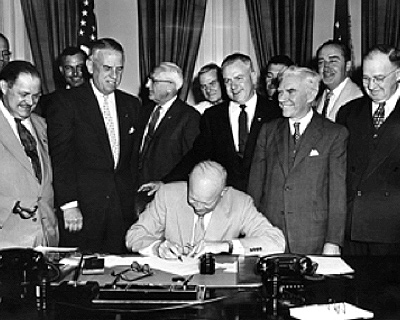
[255, 253, 318, 279]
[0, 248, 52, 300]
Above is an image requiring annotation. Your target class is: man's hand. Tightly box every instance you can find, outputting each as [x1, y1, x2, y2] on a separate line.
[138, 181, 164, 196]
[157, 240, 184, 260]
[188, 240, 229, 258]
[322, 242, 341, 255]
[63, 207, 83, 232]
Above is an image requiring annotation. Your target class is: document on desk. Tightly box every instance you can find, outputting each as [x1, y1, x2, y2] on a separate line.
[290, 302, 373, 320]
[60, 255, 237, 276]
[308, 256, 354, 275]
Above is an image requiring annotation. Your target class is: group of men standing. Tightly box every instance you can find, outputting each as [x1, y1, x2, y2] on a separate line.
[1, 33, 400, 257]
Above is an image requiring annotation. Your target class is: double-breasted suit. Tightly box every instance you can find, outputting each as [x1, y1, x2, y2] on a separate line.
[47, 82, 140, 253]
[134, 98, 200, 186]
[248, 112, 348, 254]
[0, 109, 58, 247]
[165, 95, 282, 192]
[337, 96, 400, 244]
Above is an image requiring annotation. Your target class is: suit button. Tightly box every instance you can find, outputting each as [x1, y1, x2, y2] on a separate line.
[280, 211, 285, 215]
[357, 190, 362, 196]
[284, 186, 291, 191]
[373, 133, 378, 139]
[106, 196, 110, 199]
[385, 192, 390, 197]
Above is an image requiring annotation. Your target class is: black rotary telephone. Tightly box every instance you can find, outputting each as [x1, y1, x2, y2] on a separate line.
[0, 248, 54, 300]
[256, 253, 318, 280]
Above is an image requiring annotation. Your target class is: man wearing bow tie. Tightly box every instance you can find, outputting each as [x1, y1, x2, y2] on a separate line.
[47, 38, 141, 253]
[0, 61, 58, 247]
[249, 66, 348, 255]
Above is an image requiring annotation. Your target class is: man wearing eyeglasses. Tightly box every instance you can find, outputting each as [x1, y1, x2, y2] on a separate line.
[0, 33, 11, 72]
[126, 161, 285, 259]
[0, 61, 58, 247]
[134, 62, 200, 193]
[337, 45, 400, 255]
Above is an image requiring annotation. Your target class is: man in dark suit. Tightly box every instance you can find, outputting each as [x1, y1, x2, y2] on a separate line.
[47, 38, 141, 253]
[0, 61, 58, 247]
[337, 45, 400, 255]
[248, 66, 348, 255]
[159, 53, 281, 193]
[135, 62, 200, 188]
[35, 46, 88, 118]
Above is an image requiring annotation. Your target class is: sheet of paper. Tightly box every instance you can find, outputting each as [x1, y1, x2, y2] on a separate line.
[308, 256, 354, 275]
[60, 255, 238, 276]
[35, 246, 78, 253]
[290, 302, 373, 320]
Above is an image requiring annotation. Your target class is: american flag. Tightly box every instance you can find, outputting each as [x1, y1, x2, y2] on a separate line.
[78, 0, 97, 51]
[333, 0, 354, 68]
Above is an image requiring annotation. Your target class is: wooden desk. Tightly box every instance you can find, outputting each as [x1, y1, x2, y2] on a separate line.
[1, 255, 400, 319]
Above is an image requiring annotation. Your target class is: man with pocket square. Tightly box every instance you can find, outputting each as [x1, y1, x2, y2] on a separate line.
[47, 38, 140, 253]
[248, 66, 348, 255]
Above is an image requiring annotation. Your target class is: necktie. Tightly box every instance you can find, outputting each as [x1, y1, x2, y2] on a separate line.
[141, 105, 161, 156]
[238, 104, 248, 156]
[293, 122, 301, 145]
[321, 91, 332, 117]
[373, 102, 386, 130]
[193, 216, 205, 245]
[15, 118, 42, 183]
[100, 95, 119, 166]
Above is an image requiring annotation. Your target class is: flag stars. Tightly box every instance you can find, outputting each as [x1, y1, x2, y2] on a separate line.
[84, 0, 89, 5]
[82, 10, 88, 16]
[80, 20, 86, 27]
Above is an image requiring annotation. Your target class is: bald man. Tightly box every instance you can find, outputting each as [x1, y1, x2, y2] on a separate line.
[0, 33, 11, 71]
[126, 160, 285, 259]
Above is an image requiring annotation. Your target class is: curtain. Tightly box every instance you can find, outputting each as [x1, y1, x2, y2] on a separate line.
[362, 0, 400, 55]
[20, 0, 79, 94]
[245, 0, 314, 70]
[138, 0, 207, 102]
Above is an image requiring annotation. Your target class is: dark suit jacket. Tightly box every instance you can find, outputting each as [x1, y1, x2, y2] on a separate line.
[46, 82, 141, 253]
[248, 112, 348, 254]
[164, 95, 281, 191]
[337, 96, 400, 243]
[133, 98, 200, 186]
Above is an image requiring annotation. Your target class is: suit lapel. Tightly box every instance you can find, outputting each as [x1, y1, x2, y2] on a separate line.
[275, 119, 289, 177]
[115, 90, 133, 169]
[80, 84, 115, 166]
[362, 100, 400, 181]
[0, 111, 37, 179]
[292, 113, 323, 169]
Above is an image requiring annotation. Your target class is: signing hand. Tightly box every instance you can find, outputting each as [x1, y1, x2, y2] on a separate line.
[188, 240, 229, 258]
[63, 207, 83, 232]
[138, 181, 164, 196]
[157, 240, 184, 260]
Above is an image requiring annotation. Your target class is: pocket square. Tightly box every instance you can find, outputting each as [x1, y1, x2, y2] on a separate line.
[309, 149, 319, 156]
[128, 127, 135, 134]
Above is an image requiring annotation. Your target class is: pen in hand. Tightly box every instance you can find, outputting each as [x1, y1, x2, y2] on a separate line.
[169, 248, 183, 262]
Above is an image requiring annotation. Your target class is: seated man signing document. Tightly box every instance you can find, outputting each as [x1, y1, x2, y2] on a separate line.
[126, 161, 285, 259]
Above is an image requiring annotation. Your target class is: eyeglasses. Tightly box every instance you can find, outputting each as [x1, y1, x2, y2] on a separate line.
[12, 201, 38, 220]
[362, 68, 398, 85]
[1, 50, 11, 61]
[111, 261, 153, 285]
[148, 76, 173, 85]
